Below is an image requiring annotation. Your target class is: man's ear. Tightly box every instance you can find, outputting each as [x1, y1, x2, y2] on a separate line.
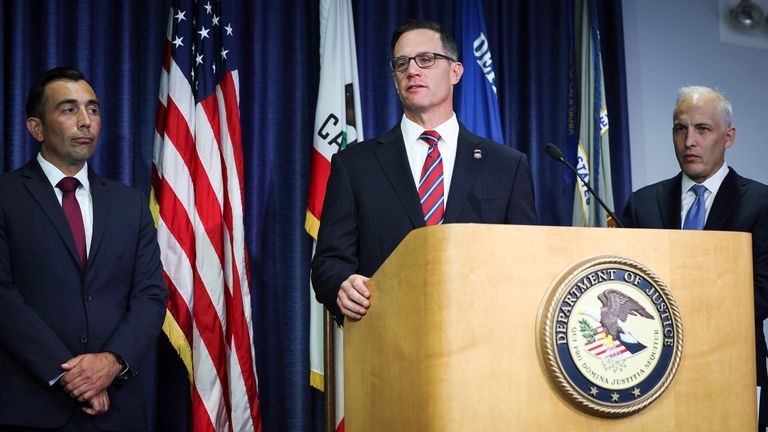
[26, 117, 44, 142]
[393, 73, 401, 97]
[450, 61, 464, 85]
[724, 124, 736, 150]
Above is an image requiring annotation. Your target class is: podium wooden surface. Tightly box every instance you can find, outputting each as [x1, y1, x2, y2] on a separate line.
[344, 224, 756, 431]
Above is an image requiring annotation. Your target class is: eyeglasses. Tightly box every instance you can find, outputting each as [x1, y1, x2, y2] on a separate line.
[389, 52, 455, 72]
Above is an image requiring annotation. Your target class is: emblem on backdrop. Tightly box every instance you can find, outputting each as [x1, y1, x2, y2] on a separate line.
[537, 256, 683, 417]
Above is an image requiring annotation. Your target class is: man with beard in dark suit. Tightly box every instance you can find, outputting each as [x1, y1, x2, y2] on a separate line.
[312, 19, 538, 323]
[622, 86, 768, 430]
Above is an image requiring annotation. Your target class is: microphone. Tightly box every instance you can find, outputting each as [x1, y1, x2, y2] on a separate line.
[545, 143, 624, 228]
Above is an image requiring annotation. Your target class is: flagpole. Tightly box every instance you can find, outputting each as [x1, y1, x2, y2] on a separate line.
[324, 310, 337, 432]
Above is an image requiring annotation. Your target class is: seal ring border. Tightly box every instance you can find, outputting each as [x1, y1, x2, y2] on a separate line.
[536, 255, 684, 417]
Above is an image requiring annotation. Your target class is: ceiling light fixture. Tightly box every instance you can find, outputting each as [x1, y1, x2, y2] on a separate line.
[730, 0, 767, 30]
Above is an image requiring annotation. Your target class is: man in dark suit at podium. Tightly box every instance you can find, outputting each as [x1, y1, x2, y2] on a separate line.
[622, 86, 768, 430]
[312, 19, 538, 323]
[0, 67, 167, 430]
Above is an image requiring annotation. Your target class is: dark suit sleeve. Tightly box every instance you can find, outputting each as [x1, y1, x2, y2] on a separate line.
[752, 202, 768, 323]
[100, 193, 168, 374]
[312, 153, 358, 319]
[0, 202, 73, 384]
[621, 194, 638, 228]
[506, 153, 538, 224]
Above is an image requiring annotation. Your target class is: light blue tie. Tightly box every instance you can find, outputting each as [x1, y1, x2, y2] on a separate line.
[683, 184, 707, 230]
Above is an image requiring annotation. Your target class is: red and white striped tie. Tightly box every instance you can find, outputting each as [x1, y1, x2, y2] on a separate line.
[418, 130, 444, 225]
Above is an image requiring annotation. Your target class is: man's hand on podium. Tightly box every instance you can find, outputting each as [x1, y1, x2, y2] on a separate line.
[337, 274, 371, 321]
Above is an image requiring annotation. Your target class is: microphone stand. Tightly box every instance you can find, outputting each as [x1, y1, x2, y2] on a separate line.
[545, 143, 624, 228]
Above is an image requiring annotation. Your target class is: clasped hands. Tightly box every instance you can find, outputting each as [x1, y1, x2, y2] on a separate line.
[59, 352, 123, 416]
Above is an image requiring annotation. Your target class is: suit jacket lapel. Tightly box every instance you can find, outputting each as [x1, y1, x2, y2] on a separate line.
[444, 126, 485, 223]
[21, 159, 84, 270]
[705, 168, 743, 230]
[373, 126, 425, 228]
[656, 174, 682, 229]
[88, 171, 109, 262]
[658, 174, 682, 229]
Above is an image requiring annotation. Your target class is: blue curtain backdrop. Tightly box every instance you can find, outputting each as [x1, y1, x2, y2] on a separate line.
[0, 0, 629, 431]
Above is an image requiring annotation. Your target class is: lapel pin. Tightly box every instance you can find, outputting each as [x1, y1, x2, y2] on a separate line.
[473, 149, 482, 159]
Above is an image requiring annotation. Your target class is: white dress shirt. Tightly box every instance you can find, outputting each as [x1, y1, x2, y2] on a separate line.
[37, 153, 94, 256]
[400, 114, 459, 207]
[679, 162, 729, 229]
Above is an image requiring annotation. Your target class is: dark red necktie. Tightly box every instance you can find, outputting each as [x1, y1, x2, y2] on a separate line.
[418, 130, 445, 225]
[56, 177, 87, 266]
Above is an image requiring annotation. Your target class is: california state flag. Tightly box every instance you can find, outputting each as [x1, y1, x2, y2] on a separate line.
[306, 0, 363, 431]
[305, 0, 363, 237]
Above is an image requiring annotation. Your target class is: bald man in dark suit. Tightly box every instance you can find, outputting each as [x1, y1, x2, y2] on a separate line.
[622, 86, 768, 430]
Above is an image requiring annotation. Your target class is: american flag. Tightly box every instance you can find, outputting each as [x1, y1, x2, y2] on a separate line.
[585, 326, 632, 360]
[151, 1, 261, 431]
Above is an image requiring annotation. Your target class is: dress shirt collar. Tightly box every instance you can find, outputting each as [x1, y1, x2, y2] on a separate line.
[37, 152, 91, 194]
[680, 162, 728, 198]
[400, 113, 459, 147]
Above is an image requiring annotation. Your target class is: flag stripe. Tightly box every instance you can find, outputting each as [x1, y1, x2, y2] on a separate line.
[152, 173, 195, 338]
[306, 149, 332, 236]
[192, 386, 218, 432]
[192, 320, 232, 432]
[162, 270, 193, 343]
[215, 74, 261, 424]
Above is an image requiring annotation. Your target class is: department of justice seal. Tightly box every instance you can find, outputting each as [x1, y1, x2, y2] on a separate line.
[537, 256, 683, 417]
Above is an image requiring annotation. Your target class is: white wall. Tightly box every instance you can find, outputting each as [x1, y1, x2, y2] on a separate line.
[622, 0, 768, 189]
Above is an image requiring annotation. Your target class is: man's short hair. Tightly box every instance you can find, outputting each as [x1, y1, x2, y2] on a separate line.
[390, 19, 458, 59]
[674, 85, 733, 128]
[26, 66, 87, 120]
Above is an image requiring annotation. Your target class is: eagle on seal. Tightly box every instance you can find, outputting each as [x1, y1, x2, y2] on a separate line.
[598, 289, 654, 350]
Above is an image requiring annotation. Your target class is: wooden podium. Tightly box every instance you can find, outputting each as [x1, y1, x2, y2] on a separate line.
[344, 224, 757, 431]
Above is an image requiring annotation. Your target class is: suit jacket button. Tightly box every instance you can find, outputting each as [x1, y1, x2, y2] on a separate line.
[80, 334, 88, 344]
[84, 295, 93, 302]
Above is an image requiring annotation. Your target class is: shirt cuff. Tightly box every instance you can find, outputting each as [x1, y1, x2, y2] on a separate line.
[48, 371, 66, 387]
[107, 351, 131, 382]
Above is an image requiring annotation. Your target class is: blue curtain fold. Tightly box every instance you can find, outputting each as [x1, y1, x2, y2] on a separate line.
[242, 1, 319, 431]
[1, 0, 630, 431]
[484, 0, 574, 225]
[597, 0, 632, 216]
